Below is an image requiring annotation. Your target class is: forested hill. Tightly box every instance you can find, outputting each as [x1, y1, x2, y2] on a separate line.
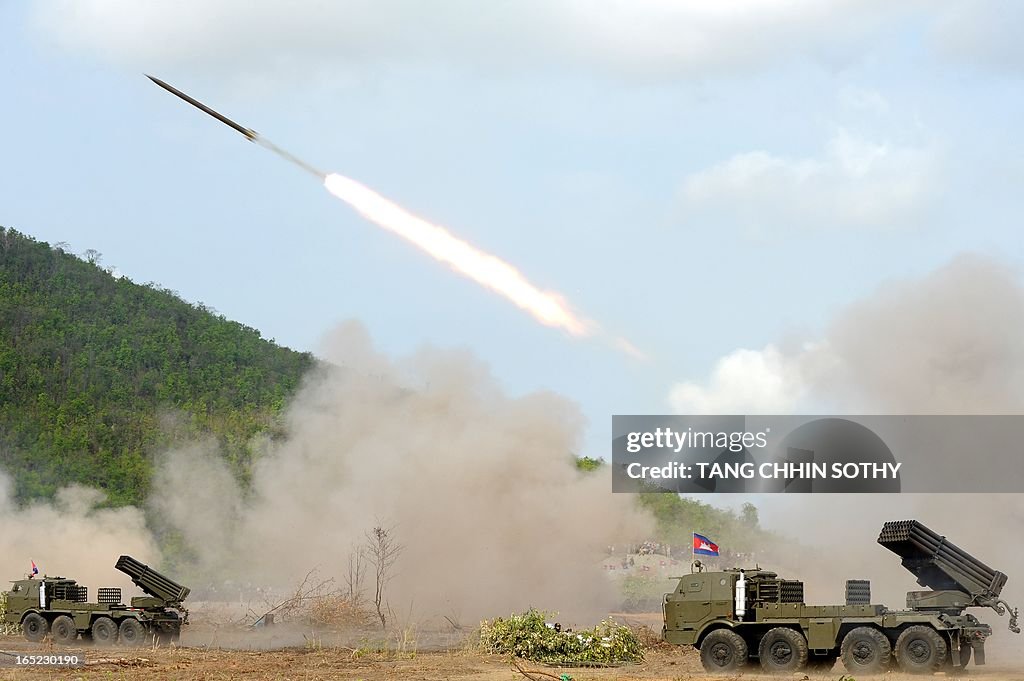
[0, 227, 315, 505]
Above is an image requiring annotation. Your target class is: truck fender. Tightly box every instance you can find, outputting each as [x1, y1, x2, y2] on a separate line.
[696, 621, 741, 647]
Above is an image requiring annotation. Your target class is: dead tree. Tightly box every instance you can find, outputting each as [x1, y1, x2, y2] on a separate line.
[345, 544, 366, 603]
[365, 524, 403, 630]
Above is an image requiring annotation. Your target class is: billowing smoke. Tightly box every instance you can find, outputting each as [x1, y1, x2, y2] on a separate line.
[672, 254, 1024, 413]
[152, 321, 651, 623]
[0, 475, 157, 593]
[671, 253, 1024, 659]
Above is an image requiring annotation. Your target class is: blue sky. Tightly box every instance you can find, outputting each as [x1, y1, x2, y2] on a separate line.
[3, 1, 1023, 463]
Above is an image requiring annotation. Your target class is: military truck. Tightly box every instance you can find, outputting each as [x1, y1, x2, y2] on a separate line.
[3, 555, 189, 646]
[663, 520, 1020, 674]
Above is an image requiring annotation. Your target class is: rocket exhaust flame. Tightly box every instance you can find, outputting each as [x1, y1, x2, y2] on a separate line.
[323, 174, 591, 336]
[147, 75, 642, 351]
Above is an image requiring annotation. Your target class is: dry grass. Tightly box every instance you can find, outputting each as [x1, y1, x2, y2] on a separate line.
[308, 593, 375, 628]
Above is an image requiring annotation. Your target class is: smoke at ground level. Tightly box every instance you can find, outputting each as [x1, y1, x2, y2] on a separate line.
[151, 320, 653, 625]
[0, 476, 156, 594]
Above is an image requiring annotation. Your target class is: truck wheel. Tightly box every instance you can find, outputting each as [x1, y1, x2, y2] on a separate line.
[118, 618, 147, 646]
[759, 627, 809, 672]
[91, 616, 117, 645]
[22, 613, 48, 643]
[700, 629, 748, 672]
[51, 615, 77, 645]
[841, 627, 891, 674]
[896, 626, 947, 674]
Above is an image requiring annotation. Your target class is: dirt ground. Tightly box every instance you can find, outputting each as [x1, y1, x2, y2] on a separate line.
[1, 633, 1023, 681]
[1, 612, 1022, 681]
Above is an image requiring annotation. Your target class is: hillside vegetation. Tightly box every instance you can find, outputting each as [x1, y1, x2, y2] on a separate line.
[0, 227, 314, 505]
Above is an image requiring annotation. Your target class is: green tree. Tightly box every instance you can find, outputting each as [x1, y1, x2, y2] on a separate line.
[574, 455, 604, 472]
[741, 501, 760, 528]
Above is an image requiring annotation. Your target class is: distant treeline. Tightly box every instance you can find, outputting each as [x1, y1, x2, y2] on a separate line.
[575, 456, 769, 551]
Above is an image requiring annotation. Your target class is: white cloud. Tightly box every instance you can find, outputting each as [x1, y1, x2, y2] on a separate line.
[28, 0, 910, 79]
[27, 2, 1024, 80]
[679, 128, 938, 230]
[668, 345, 810, 414]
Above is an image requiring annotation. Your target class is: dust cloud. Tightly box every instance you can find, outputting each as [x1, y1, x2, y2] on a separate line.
[0, 475, 157, 594]
[151, 321, 652, 625]
[810, 253, 1024, 413]
[757, 253, 1024, 659]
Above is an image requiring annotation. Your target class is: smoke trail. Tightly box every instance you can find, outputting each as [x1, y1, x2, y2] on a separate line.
[323, 173, 592, 337]
[256, 145, 614, 343]
[256, 138, 325, 179]
[242, 128, 636, 351]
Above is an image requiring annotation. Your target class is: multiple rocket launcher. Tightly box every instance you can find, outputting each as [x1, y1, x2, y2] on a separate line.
[878, 520, 1020, 633]
[665, 519, 1019, 673]
[115, 554, 190, 605]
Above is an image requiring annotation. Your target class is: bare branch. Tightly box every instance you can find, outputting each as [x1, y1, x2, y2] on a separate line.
[364, 522, 404, 630]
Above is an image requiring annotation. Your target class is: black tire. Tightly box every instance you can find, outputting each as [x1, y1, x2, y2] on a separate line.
[92, 616, 118, 645]
[22, 612, 48, 643]
[806, 654, 838, 672]
[118, 618, 147, 646]
[700, 629, 749, 672]
[51, 615, 77, 645]
[759, 627, 809, 673]
[896, 626, 947, 674]
[841, 626, 891, 674]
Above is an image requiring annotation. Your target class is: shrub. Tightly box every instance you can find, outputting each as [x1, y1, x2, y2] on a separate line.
[479, 609, 643, 664]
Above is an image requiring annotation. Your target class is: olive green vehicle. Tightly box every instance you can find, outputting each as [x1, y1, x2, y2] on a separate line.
[3, 555, 188, 646]
[663, 520, 1020, 674]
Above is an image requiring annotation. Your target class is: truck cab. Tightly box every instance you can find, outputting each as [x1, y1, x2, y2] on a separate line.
[4, 577, 84, 619]
[663, 569, 740, 646]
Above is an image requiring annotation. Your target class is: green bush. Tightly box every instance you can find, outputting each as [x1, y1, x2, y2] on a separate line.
[480, 609, 643, 664]
[0, 592, 21, 635]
